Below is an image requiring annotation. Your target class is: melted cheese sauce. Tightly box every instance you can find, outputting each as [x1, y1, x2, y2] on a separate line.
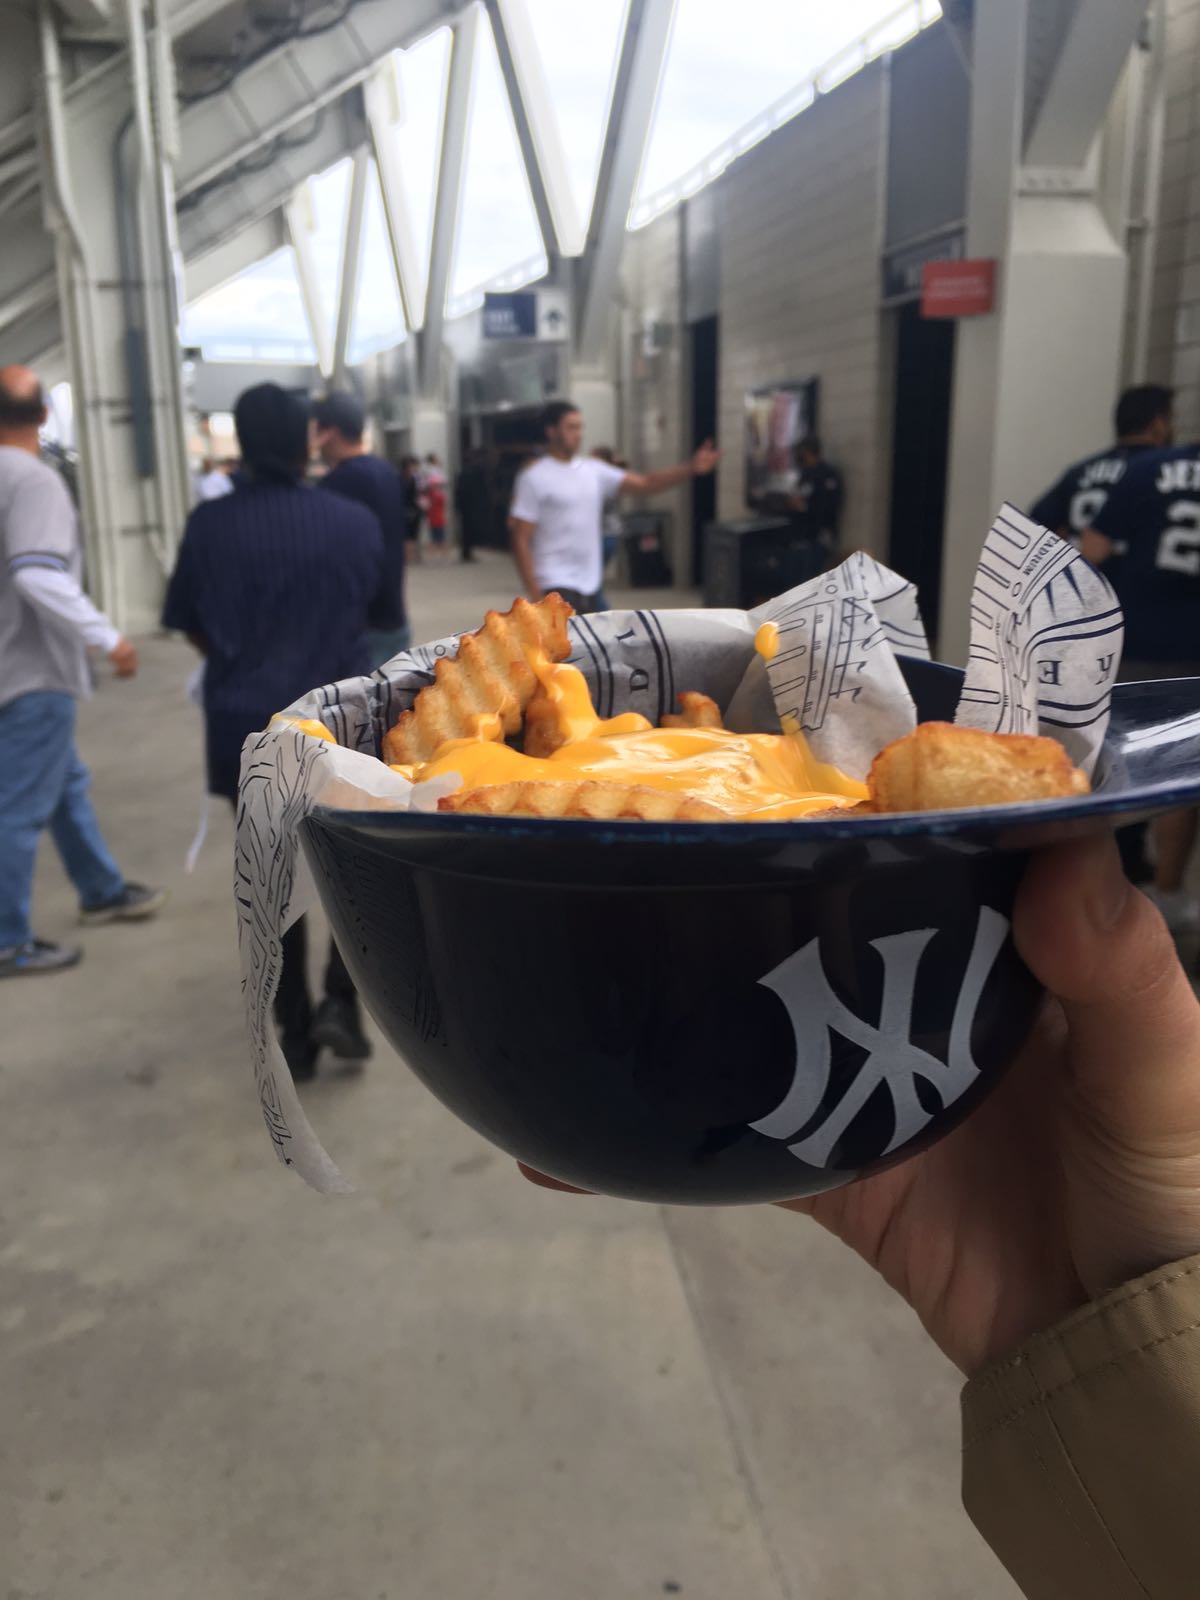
[389, 635, 866, 820]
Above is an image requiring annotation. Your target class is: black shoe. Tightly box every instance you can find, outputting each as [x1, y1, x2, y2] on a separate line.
[280, 1031, 318, 1083]
[311, 995, 371, 1063]
[80, 882, 167, 925]
[0, 938, 83, 977]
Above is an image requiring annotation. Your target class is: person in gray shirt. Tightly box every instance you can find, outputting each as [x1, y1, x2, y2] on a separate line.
[0, 365, 163, 976]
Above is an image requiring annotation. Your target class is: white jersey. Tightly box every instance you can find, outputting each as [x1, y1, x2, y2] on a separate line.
[509, 454, 626, 596]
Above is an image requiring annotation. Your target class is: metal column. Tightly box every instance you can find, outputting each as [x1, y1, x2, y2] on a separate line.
[332, 148, 370, 387]
[418, 3, 479, 397]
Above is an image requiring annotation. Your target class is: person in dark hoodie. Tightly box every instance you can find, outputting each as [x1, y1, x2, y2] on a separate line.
[163, 383, 384, 1080]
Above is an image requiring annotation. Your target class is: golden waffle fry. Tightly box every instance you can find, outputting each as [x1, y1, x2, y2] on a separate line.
[867, 722, 1089, 813]
[382, 594, 574, 766]
[660, 692, 723, 730]
[439, 780, 728, 821]
[522, 688, 570, 759]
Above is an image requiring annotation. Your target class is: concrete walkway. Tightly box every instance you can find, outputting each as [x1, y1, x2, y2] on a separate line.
[2, 552, 1016, 1600]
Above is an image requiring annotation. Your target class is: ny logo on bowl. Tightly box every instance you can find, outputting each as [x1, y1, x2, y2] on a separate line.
[749, 908, 1008, 1167]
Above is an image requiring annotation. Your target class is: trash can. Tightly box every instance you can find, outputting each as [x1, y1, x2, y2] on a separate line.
[622, 512, 673, 587]
[702, 518, 825, 609]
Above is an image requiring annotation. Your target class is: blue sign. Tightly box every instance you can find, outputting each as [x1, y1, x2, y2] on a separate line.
[482, 291, 538, 339]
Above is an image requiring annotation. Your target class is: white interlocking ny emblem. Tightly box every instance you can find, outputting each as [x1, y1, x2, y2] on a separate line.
[749, 908, 1009, 1167]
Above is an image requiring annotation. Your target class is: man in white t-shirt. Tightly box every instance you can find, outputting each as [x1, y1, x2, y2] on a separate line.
[509, 400, 718, 612]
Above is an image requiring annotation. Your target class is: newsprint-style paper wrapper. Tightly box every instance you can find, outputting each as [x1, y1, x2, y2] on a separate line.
[235, 504, 1121, 1192]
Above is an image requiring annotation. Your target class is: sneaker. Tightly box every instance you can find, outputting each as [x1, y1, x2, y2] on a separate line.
[280, 1031, 318, 1083]
[80, 882, 167, 926]
[311, 995, 372, 1063]
[0, 938, 83, 977]
[1146, 886, 1200, 934]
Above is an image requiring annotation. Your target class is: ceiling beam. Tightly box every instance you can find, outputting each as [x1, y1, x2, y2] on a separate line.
[174, 0, 460, 200]
[1025, 0, 1150, 169]
[184, 211, 288, 303]
[419, 3, 478, 396]
[285, 180, 336, 377]
[365, 62, 426, 329]
[175, 94, 366, 265]
[485, 0, 582, 259]
[575, 0, 676, 364]
[52, 0, 114, 27]
[332, 147, 370, 385]
[0, 275, 60, 339]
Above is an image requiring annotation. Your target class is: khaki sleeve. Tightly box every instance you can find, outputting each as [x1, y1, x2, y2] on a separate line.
[961, 1253, 1200, 1599]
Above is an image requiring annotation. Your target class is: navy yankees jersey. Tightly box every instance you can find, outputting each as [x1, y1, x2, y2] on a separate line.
[1029, 441, 1154, 535]
[1090, 445, 1200, 661]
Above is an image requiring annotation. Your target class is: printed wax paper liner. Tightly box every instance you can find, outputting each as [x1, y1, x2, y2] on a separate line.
[235, 507, 1119, 1191]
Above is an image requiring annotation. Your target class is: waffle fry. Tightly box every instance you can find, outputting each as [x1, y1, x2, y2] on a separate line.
[523, 689, 570, 759]
[439, 780, 727, 821]
[866, 722, 1089, 813]
[383, 594, 573, 765]
[660, 692, 723, 730]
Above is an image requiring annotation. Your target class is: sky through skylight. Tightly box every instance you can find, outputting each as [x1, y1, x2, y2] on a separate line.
[183, 0, 936, 361]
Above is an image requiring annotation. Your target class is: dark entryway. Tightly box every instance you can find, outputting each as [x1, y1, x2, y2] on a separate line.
[690, 314, 718, 585]
[887, 301, 955, 644]
[458, 407, 546, 551]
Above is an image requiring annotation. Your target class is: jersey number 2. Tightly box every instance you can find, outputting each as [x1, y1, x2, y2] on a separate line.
[1069, 488, 1107, 532]
[1157, 502, 1200, 576]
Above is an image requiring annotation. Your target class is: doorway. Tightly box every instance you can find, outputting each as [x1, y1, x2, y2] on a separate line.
[886, 301, 955, 642]
[689, 315, 718, 585]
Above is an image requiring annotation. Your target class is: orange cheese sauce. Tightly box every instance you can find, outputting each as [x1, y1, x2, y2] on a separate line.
[390, 639, 867, 820]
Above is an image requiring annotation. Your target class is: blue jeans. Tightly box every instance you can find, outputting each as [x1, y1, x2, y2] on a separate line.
[366, 624, 412, 669]
[0, 691, 125, 949]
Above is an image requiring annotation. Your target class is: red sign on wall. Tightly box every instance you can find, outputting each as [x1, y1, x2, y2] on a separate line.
[921, 259, 996, 319]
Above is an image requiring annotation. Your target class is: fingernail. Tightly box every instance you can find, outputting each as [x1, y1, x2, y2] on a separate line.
[1085, 835, 1131, 932]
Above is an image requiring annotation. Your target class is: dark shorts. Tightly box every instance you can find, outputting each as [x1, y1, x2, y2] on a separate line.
[551, 587, 603, 615]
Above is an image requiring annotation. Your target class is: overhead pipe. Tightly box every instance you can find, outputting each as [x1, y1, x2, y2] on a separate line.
[38, 0, 121, 618]
[112, 0, 156, 480]
[1129, 0, 1165, 382]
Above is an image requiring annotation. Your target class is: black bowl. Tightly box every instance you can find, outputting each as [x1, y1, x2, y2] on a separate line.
[299, 660, 1200, 1205]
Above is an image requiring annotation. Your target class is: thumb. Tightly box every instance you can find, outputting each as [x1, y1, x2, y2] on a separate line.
[1014, 834, 1200, 1146]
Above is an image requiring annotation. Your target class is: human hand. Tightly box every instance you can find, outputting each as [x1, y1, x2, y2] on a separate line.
[108, 637, 139, 677]
[776, 835, 1200, 1375]
[691, 439, 720, 476]
[522, 836, 1200, 1377]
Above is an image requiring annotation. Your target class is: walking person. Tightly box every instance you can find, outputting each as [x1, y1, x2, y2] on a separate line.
[194, 455, 233, 503]
[0, 365, 163, 977]
[509, 400, 718, 613]
[454, 448, 491, 563]
[162, 383, 384, 1079]
[420, 452, 448, 562]
[311, 391, 411, 665]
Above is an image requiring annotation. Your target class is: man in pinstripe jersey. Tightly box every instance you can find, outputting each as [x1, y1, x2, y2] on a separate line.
[163, 383, 384, 1080]
[0, 365, 163, 978]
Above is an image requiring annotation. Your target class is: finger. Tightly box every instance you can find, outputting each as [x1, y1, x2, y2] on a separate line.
[516, 1162, 591, 1195]
[1013, 834, 1200, 1142]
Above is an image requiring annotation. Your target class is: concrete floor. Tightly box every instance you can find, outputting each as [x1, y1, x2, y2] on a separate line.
[2, 551, 1017, 1600]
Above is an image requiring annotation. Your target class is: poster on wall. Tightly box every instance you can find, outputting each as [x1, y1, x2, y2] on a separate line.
[744, 380, 819, 507]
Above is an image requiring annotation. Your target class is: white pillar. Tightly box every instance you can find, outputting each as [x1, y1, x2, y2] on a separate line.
[570, 374, 618, 449]
[939, 0, 1142, 662]
[38, 8, 191, 633]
